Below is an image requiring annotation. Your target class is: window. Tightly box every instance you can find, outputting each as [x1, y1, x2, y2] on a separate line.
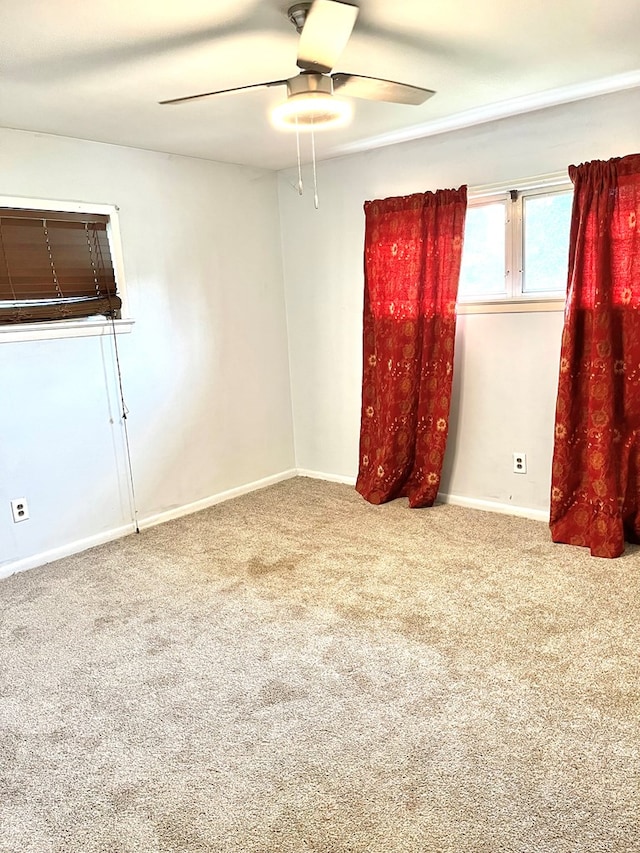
[458, 178, 573, 308]
[0, 197, 132, 341]
[0, 205, 121, 325]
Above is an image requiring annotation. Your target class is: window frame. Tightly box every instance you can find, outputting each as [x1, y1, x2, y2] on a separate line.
[0, 195, 133, 343]
[457, 173, 573, 314]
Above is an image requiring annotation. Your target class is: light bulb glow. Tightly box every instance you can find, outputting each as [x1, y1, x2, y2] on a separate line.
[271, 93, 352, 131]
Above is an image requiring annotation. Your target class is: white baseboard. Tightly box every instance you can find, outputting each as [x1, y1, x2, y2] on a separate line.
[1, 470, 548, 581]
[296, 468, 357, 486]
[295, 471, 549, 522]
[139, 469, 298, 530]
[0, 468, 297, 581]
[0, 524, 135, 581]
[437, 491, 549, 522]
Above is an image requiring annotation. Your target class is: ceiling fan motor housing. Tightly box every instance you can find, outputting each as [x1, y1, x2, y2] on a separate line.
[287, 72, 332, 98]
[274, 72, 351, 129]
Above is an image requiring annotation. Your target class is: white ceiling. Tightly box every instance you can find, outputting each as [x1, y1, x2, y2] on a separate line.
[1, 0, 639, 171]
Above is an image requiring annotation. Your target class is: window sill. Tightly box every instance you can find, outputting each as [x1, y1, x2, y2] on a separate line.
[456, 299, 565, 315]
[0, 318, 135, 343]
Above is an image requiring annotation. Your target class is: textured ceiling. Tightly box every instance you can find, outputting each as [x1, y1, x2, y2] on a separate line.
[1, 0, 639, 171]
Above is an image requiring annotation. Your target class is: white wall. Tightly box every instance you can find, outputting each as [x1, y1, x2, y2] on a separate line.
[278, 88, 640, 514]
[0, 128, 295, 571]
[2, 88, 638, 572]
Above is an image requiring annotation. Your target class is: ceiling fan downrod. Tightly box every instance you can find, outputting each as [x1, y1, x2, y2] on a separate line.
[287, 3, 312, 33]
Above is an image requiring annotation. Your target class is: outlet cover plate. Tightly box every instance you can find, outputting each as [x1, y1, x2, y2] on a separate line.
[513, 453, 527, 474]
[10, 498, 29, 523]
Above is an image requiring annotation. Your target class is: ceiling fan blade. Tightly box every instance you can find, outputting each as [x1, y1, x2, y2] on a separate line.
[297, 0, 359, 74]
[331, 73, 435, 105]
[159, 79, 288, 106]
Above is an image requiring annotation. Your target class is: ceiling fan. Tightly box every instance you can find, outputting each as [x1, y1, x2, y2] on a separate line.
[159, 0, 435, 131]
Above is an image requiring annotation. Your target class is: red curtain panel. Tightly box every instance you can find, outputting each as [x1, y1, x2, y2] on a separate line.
[356, 187, 467, 507]
[550, 153, 640, 557]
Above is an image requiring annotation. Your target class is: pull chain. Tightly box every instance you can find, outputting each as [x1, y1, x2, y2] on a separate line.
[295, 117, 303, 196]
[311, 123, 319, 210]
[89, 223, 140, 534]
[290, 122, 319, 208]
[107, 314, 140, 534]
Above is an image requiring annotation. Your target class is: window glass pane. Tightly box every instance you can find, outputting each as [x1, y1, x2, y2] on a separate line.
[458, 203, 506, 300]
[523, 191, 572, 294]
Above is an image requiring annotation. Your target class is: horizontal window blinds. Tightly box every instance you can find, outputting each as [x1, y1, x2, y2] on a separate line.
[0, 208, 121, 324]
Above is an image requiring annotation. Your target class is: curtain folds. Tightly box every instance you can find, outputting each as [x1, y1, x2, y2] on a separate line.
[550, 153, 640, 557]
[356, 186, 467, 507]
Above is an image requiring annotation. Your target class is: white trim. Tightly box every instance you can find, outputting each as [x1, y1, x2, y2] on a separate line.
[297, 471, 548, 520]
[456, 299, 564, 315]
[469, 172, 570, 199]
[326, 70, 640, 160]
[0, 195, 118, 216]
[0, 469, 297, 580]
[0, 317, 134, 343]
[105, 209, 128, 317]
[296, 468, 357, 486]
[0, 524, 134, 581]
[0, 470, 552, 581]
[436, 491, 549, 522]
[139, 469, 297, 530]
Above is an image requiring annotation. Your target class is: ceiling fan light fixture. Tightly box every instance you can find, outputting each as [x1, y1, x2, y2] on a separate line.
[271, 91, 352, 131]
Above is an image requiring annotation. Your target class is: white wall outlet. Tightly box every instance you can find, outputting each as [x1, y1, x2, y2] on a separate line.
[513, 453, 527, 474]
[10, 498, 30, 523]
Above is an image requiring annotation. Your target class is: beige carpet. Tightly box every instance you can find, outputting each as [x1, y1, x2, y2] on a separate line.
[0, 477, 638, 852]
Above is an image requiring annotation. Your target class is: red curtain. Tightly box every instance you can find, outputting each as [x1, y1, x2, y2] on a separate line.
[356, 187, 467, 506]
[550, 153, 640, 557]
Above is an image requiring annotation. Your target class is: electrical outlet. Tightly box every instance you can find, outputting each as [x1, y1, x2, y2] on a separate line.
[513, 453, 527, 474]
[10, 498, 29, 523]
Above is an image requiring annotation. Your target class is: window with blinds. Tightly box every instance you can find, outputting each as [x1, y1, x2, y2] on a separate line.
[0, 208, 121, 324]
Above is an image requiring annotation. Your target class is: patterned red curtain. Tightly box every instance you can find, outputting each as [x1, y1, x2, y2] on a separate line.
[550, 153, 640, 557]
[356, 187, 467, 506]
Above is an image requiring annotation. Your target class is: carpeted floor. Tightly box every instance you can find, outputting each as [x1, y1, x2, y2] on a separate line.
[0, 477, 638, 852]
